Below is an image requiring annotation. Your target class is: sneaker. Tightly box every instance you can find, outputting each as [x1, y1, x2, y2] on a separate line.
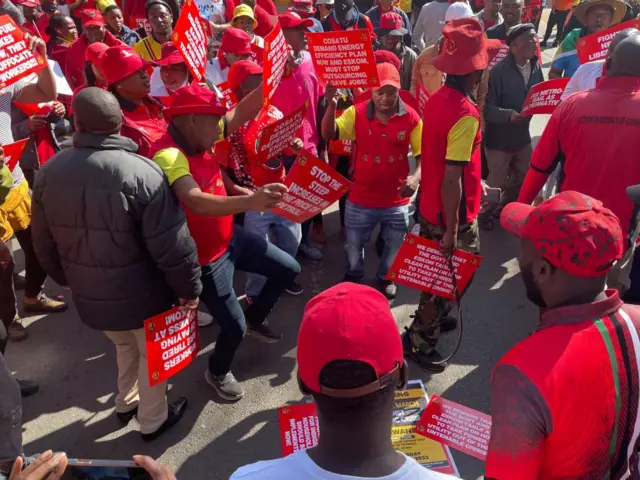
[198, 311, 214, 327]
[285, 282, 304, 296]
[17, 378, 39, 397]
[8, 320, 27, 342]
[410, 223, 421, 235]
[205, 370, 244, 401]
[141, 397, 187, 442]
[23, 293, 68, 314]
[247, 321, 282, 343]
[377, 279, 397, 299]
[402, 331, 447, 373]
[116, 407, 138, 424]
[311, 223, 327, 244]
[440, 316, 458, 333]
[298, 244, 323, 261]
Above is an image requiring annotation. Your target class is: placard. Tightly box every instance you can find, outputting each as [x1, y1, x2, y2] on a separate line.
[144, 306, 200, 387]
[3, 139, 29, 172]
[416, 82, 430, 116]
[487, 40, 509, 69]
[253, 100, 309, 165]
[216, 81, 238, 109]
[387, 234, 482, 300]
[279, 403, 320, 456]
[577, 19, 640, 64]
[171, 0, 207, 82]
[0, 15, 46, 88]
[521, 78, 570, 116]
[306, 30, 379, 89]
[271, 150, 350, 223]
[328, 139, 353, 156]
[416, 396, 492, 461]
[263, 23, 288, 102]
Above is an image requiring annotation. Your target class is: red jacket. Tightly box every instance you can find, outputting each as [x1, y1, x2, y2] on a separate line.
[65, 30, 122, 90]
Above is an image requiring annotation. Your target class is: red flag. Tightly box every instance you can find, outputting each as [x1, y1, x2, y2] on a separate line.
[3, 139, 29, 172]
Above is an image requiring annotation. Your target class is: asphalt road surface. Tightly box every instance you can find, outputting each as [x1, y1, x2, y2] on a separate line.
[6, 41, 558, 480]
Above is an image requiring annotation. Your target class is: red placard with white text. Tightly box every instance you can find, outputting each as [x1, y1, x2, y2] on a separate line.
[416, 82, 430, 116]
[271, 151, 351, 223]
[328, 139, 353, 156]
[171, 0, 207, 82]
[416, 396, 492, 461]
[263, 23, 288, 102]
[0, 15, 47, 88]
[253, 101, 309, 165]
[144, 307, 200, 387]
[306, 30, 379, 89]
[279, 403, 320, 456]
[521, 78, 570, 116]
[577, 19, 640, 64]
[387, 235, 482, 300]
[215, 81, 238, 109]
[488, 41, 509, 69]
[3, 139, 29, 172]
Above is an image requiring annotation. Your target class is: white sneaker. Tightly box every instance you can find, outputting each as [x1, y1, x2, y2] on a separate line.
[411, 223, 421, 235]
[198, 311, 214, 327]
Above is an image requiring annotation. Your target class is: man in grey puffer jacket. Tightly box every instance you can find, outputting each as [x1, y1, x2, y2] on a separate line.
[30, 87, 202, 442]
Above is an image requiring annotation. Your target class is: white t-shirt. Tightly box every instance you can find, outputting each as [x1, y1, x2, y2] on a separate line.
[205, 57, 229, 86]
[230, 451, 456, 480]
[560, 60, 604, 101]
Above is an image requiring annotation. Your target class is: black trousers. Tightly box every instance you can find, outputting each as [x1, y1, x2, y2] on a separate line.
[543, 9, 570, 43]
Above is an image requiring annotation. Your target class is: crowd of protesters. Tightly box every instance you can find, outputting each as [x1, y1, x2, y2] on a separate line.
[1, 0, 640, 476]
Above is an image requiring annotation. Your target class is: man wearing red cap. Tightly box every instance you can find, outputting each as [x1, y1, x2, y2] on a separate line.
[366, 0, 411, 45]
[150, 42, 191, 100]
[486, 191, 640, 479]
[231, 283, 454, 479]
[375, 12, 416, 91]
[206, 27, 252, 86]
[150, 84, 301, 402]
[15, 0, 44, 38]
[322, 63, 423, 299]
[405, 18, 486, 371]
[64, 9, 122, 89]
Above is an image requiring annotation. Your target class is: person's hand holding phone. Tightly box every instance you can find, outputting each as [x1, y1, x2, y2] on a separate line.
[132, 456, 176, 480]
[10, 451, 68, 480]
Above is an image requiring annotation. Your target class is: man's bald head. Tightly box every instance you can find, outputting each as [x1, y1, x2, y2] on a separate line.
[73, 87, 123, 135]
[607, 28, 640, 56]
[608, 35, 640, 78]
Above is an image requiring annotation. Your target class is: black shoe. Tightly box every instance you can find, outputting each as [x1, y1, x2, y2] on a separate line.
[116, 407, 138, 424]
[540, 40, 548, 47]
[402, 331, 447, 373]
[17, 379, 39, 397]
[13, 274, 25, 291]
[285, 282, 304, 296]
[440, 316, 458, 333]
[377, 279, 397, 299]
[247, 322, 282, 343]
[343, 274, 362, 284]
[141, 397, 187, 442]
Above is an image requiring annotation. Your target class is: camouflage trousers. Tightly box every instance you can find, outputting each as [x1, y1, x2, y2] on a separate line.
[407, 217, 481, 355]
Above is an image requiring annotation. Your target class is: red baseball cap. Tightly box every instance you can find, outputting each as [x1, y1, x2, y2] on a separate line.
[154, 42, 184, 67]
[14, 0, 40, 7]
[101, 45, 150, 86]
[374, 49, 401, 70]
[288, 0, 316, 15]
[432, 17, 488, 75]
[297, 283, 403, 398]
[374, 62, 401, 90]
[501, 191, 624, 278]
[163, 83, 228, 120]
[375, 11, 408, 37]
[227, 59, 263, 91]
[219, 27, 252, 55]
[278, 12, 314, 29]
[85, 42, 108, 65]
[81, 9, 104, 27]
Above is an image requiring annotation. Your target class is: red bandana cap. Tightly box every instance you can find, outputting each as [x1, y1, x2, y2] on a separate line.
[227, 59, 263, 91]
[81, 9, 104, 27]
[501, 191, 624, 278]
[101, 45, 150, 87]
[432, 17, 488, 75]
[374, 50, 401, 71]
[163, 83, 228, 120]
[297, 283, 403, 397]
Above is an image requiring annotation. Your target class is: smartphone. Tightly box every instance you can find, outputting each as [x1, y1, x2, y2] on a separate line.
[483, 187, 502, 204]
[61, 459, 152, 480]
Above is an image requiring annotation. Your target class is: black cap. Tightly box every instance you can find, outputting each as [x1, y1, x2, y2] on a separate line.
[506, 23, 536, 45]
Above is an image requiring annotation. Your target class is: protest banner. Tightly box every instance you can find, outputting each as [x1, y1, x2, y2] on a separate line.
[306, 30, 379, 89]
[3, 139, 29, 172]
[577, 19, 640, 64]
[487, 41, 509, 69]
[215, 81, 238, 110]
[416, 82, 430, 116]
[521, 78, 570, 116]
[253, 101, 309, 165]
[263, 23, 288, 102]
[271, 151, 351, 223]
[279, 403, 320, 456]
[144, 306, 199, 387]
[171, 0, 207, 82]
[328, 139, 353, 156]
[416, 396, 492, 461]
[0, 15, 46, 88]
[387, 234, 483, 300]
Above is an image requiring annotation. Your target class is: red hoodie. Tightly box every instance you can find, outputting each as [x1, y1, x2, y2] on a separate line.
[64, 30, 122, 90]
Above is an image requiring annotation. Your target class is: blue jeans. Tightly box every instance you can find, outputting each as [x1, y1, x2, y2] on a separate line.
[200, 225, 300, 376]
[243, 209, 302, 298]
[344, 200, 409, 280]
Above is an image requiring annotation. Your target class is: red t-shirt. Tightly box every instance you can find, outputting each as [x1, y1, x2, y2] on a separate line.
[67, 0, 97, 18]
[119, 97, 168, 158]
[64, 30, 122, 90]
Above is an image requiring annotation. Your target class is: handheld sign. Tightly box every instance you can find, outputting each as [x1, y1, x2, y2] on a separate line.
[416, 396, 492, 461]
[416, 82, 430, 116]
[0, 15, 47, 88]
[306, 30, 379, 89]
[487, 41, 509, 69]
[272, 150, 351, 223]
[521, 78, 570, 116]
[387, 235, 482, 300]
[216, 81, 238, 109]
[3, 139, 29, 172]
[171, 0, 207, 82]
[253, 101, 309, 165]
[279, 403, 320, 456]
[263, 23, 288, 102]
[577, 19, 640, 64]
[144, 306, 200, 387]
[328, 139, 353, 156]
